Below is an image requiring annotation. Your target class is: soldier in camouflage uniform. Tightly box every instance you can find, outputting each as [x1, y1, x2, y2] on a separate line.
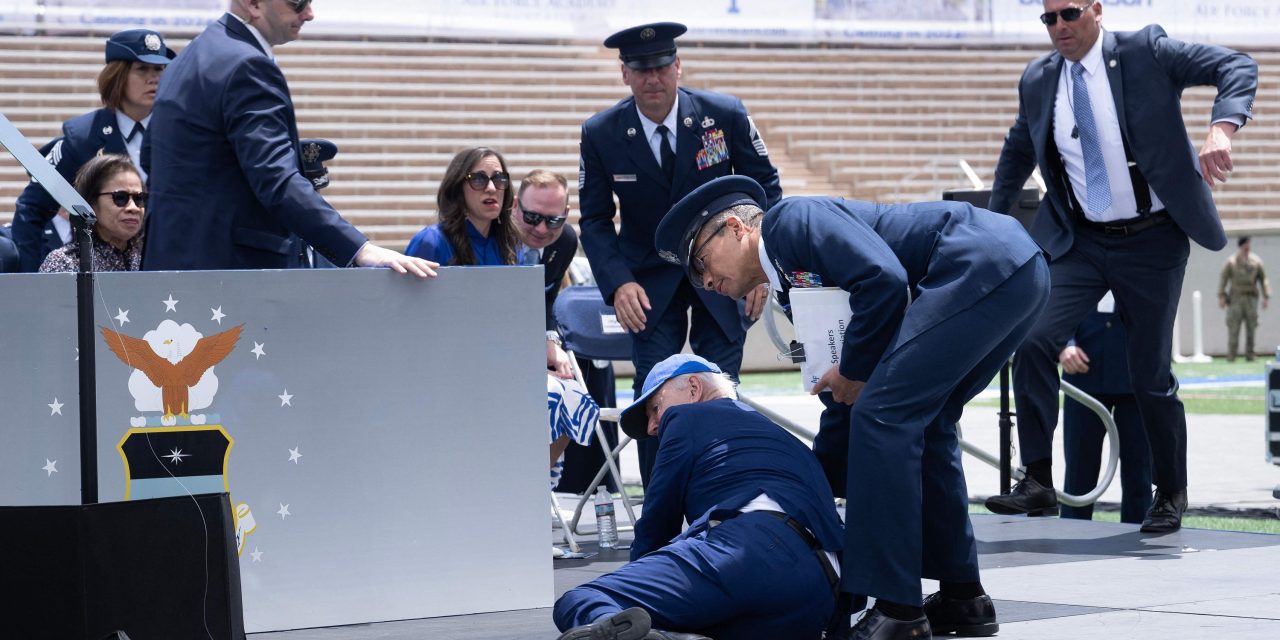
[1219, 236, 1271, 361]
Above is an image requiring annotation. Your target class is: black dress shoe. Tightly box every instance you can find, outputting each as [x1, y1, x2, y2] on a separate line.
[644, 630, 711, 639]
[983, 476, 1058, 516]
[558, 607, 652, 640]
[922, 593, 998, 637]
[1140, 489, 1188, 533]
[846, 608, 931, 640]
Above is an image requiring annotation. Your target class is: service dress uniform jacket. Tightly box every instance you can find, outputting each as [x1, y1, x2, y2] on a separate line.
[11, 109, 127, 272]
[554, 398, 841, 640]
[143, 14, 366, 270]
[762, 197, 1048, 607]
[987, 25, 1257, 492]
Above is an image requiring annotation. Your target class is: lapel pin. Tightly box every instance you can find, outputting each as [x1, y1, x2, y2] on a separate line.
[701, 116, 715, 128]
[626, 127, 636, 138]
[102, 125, 113, 136]
[1109, 58, 1117, 68]
[683, 116, 693, 128]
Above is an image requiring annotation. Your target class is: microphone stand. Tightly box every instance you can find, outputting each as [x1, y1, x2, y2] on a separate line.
[71, 204, 99, 504]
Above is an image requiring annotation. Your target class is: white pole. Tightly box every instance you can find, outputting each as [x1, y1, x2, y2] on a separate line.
[1173, 313, 1190, 363]
[1190, 290, 1213, 362]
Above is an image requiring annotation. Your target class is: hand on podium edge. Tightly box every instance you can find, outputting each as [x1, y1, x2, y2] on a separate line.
[354, 242, 438, 279]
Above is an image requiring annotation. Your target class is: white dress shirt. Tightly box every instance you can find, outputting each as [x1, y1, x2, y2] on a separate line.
[114, 111, 150, 183]
[1052, 32, 1163, 223]
[636, 93, 679, 168]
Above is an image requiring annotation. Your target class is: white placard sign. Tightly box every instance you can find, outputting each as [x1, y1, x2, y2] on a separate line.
[789, 287, 852, 392]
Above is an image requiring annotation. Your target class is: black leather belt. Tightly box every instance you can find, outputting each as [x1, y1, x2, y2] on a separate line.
[1075, 210, 1171, 237]
[711, 510, 840, 593]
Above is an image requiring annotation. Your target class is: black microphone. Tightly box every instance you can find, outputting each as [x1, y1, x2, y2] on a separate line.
[1071, 125, 1079, 140]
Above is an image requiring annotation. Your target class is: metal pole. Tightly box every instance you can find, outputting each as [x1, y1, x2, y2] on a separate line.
[998, 360, 1012, 494]
[74, 215, 98, 504]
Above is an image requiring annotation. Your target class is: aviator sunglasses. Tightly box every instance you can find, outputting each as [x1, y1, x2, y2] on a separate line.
[285, 0, 312, 14]
[99, 190, 148, 208]
[1039, 1, 1095, 25]
[520, 207, 568, 229]
[464, 170, 510, 191]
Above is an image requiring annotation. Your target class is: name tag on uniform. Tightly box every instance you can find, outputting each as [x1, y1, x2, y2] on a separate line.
[613, 174, 637, 182]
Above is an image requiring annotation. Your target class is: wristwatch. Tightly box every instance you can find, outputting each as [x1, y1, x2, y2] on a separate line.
[546, 330, 562, 346]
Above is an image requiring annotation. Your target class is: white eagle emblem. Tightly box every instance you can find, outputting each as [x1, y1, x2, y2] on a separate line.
[144, 34, 162, 52]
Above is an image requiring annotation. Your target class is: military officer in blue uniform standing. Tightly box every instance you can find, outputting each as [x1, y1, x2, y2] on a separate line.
[554, 354, 842, 640]
[656, 176, 1051, 639]
[9, 28, 175, 272]
[578, 22, 782, 487]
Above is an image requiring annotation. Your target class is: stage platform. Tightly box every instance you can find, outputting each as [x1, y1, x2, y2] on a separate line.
[252, 510, 1280, 640]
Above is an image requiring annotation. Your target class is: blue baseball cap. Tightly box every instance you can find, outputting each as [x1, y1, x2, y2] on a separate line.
[105, 29, 176, 65]
[619, 354, 722, 440]
[654, 174, 767, 288]
[603, 22, 687, 70]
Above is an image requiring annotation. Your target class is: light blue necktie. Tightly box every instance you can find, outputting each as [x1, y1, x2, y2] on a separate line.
[521, 247, 540, 265]
[1071, 63, 1112, 214]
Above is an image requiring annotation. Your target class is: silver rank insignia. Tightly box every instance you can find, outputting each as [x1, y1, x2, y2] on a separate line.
[103, 125, 113, 136]
[658, 249, 680, 265]
[145, 34, 162, 51]
[627, 127, 637, 138]
[701, 116, 715, 128]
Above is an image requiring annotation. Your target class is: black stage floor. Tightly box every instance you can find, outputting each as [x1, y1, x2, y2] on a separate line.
[252, 514, 1280, 639]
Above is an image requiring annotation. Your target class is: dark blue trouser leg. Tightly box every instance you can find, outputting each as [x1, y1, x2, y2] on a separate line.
[814, 394, 851, 499]
[1063, 395, 1152, 522]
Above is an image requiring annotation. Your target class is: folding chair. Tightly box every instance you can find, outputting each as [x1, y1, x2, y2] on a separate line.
[552, 285, 640, 535]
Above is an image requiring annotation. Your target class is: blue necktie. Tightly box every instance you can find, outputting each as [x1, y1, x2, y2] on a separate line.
[1071, 63, 1112, 214]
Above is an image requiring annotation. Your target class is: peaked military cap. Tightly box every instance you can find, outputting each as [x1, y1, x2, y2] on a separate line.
[299, 139, 338, 191]
[105, 29, 176, 65]
[654, 175, 767, 287]
[603, 22, 687, 70]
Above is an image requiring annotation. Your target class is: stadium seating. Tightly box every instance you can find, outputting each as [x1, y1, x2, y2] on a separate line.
[1, 34, 1274, 249]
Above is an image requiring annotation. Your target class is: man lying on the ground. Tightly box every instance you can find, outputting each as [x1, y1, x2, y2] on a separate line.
[553, 354, 843, 640]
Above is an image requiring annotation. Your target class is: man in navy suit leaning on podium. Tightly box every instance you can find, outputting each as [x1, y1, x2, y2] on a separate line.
[655, 176, 1051, 639]
[554, 354, 842, 640]
[143, 0, 434, 277]
[984, 0, 1257, 533]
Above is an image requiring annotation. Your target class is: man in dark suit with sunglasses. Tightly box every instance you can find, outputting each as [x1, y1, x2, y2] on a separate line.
[578, 21, 782, 488]
[143, 0, 434, 277]
[986, 0, 1257, 533]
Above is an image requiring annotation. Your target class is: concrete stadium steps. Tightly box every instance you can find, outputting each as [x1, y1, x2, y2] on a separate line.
[0, 34, 1276, 249]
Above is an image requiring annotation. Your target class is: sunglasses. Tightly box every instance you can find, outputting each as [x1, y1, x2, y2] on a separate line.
[689, 221, 729, 287]
[464, 170, 510, 191]
[1039, 1, 1094, 25]
[99, 190, 147, 208]
[520, 208, 567, 229]
[285, 0, 312, 14]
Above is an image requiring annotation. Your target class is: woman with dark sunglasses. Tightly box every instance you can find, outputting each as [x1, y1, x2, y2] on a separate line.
[39, 154, 146, 273]
[405, 147, 521, 266]
[9, 28, 174, 272]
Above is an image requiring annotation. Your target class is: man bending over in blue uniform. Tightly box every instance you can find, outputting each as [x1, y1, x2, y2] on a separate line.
[553, 354, 843, 640]
[656, 176, 1051, 640]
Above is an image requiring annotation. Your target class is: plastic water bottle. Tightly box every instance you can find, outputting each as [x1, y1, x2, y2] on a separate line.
[594, 486, 618, 549]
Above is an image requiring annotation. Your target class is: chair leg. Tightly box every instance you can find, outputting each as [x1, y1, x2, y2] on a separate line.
[552, 493, 580, 554]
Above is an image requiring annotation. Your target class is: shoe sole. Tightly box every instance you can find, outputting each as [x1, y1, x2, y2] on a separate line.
[1139, 523, 1182, 533]
[558, 608, 651, 640]
[934, 622, 1000, 637]
[984, 501, 1058, 517]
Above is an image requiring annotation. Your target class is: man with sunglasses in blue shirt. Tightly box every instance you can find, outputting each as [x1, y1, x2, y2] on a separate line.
[144, 0, 435, 277]
[986, 0, 1257, 534]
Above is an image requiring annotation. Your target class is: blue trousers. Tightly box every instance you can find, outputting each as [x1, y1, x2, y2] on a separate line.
[1013, 223, 1189, 491]
[838, 256, 1050, 606]
[632, 279, 744, 487]
[1060, 394, 1153, 523]
[553, 512, 835, 640]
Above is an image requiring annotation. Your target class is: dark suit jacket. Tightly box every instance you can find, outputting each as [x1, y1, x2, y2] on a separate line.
[541, 224, 578, 331]
[143, 13, 365, 270]
[990, 26, 1256, 259]
[632, 398, 842, 561]
[11, 109, 127, 271]
[578, 87, 781, 339]
[762, 198, 1042, 383]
